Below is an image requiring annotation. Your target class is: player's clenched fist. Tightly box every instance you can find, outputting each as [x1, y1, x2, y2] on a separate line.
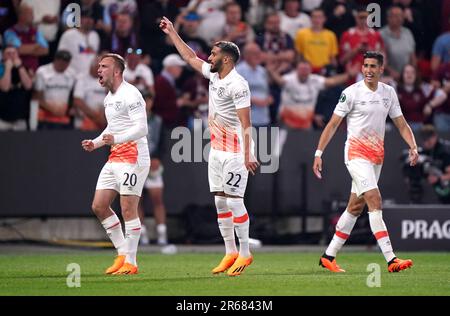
[81, 139, 95, 152]
[159, 16, 174, 34]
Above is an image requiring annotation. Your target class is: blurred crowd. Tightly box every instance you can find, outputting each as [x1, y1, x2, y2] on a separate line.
[0, 0, 449, 133]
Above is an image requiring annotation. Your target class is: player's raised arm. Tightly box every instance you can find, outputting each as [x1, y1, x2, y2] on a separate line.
[159, 16, 204, 73]
[312, 113, 344, 179]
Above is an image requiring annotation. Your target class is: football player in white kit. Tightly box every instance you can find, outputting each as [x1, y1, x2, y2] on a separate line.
[313, 51, 419, 273]
[160, 17, 259, 276]
[81, 53, 150, 275]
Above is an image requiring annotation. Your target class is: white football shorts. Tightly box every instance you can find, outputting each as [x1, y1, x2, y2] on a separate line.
[144, 165, 164, 189]
[96, 162, 150, 196]
[345, 158, 382, 197]
[208, 148, 249, 197]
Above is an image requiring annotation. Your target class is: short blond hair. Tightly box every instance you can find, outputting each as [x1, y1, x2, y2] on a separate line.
[100, 53, 126, 73]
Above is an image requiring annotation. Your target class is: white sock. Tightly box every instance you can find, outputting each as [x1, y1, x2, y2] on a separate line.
[227, 197, 251, 258]
[140, 225, 149, 244]
[215, 196, 237, 254]
[101, 214, 126, 255]
[325, 210, 358, 257]
[369, 210, 396, 262]
[124, 218, 141, 266]
[156, 223, 168, 245]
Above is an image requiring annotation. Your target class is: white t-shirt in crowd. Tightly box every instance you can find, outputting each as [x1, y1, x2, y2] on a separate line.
[279, 11, 311, 40]
[35, 63, 76, 103]
[124, 63, 154, 91]
[73, 73, 107, 129]
[57, 28, 100, 76]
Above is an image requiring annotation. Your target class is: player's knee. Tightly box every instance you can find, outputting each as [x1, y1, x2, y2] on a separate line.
[364, 190, 382, 210]
[347, 205, 363, 217]
[348, 200, 365, 216]
[91, 202, 107, 217]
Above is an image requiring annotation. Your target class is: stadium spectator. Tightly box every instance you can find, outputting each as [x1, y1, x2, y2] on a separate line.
[391, 0, 426, 56]
[35, 50, 76, 130]
[314, 65, 346, 129]
[105, 0, 138, 20]
[268, 59, 356, 129]
[185, 0, 226, 46]
[255, 12, 295, 123]
[313, 51, 418, 273]
[321, 0, 356, 40]
[419, 125, 450, 204]
[57, 7, 100, 76]
[102, 12, 139, 58]
[179, 70, 209, 129]
[22, 0, 60, 65]
[0, 45, 33, 131]
[380, 5, 416, 81]
[139, 0, 180, 71]
[245, 0, 280, 31]
[236, 42, 273, 127]
[294, 8, 338, 73]
[431, 30, 450, 73]
[256, 12, 295, 75]
[73, 57, 107, 131]
[279, 0, 311, 41]
[431, 61, 450, 132]
[216, 2, 255, 51]
[123, 48, 154, 96]
[339, 6, 384, 71]
[153, 54, 187, 128]
[396, 64, 447, 132]
[174, 11, 210, 61]
[4, 3, 49, 73]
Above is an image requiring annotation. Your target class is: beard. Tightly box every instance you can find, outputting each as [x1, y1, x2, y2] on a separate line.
[210, 59, 223, 73]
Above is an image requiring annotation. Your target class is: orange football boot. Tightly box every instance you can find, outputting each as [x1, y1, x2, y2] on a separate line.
[112, 262, 138, 275]
[212, 253, 239, 274]
[319, 256, 345, 273]
[105, 255, 126, 274]
[227, 255, 253, 276]
[388, 257, 413, 273]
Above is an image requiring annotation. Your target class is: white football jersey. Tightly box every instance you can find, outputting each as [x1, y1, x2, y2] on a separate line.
[99, 81, 150, 166]
[202, 62, 251, 153]
[334, 80, 403, 164]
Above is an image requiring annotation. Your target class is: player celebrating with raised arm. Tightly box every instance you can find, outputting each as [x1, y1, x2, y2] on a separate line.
[160, 16, 259, 276]
[81, 53, 150, 275]
[313, 51, 419, 273]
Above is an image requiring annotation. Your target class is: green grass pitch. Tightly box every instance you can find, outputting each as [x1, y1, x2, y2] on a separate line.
[0, 251, 449, 296]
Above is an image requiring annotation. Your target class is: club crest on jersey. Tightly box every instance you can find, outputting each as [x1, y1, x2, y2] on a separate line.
[217, 87, 226, 97]
[114, 101, 122, 111]
[382, 98, 389, 108]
